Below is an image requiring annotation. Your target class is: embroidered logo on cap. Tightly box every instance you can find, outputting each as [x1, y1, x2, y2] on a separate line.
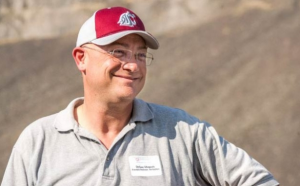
[118, 11, 136, 27]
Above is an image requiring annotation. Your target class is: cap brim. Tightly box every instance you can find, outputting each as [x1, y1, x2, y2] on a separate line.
[91, 30, 159, 49]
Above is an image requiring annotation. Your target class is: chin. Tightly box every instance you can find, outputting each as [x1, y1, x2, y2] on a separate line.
[114, 89, 139, 101]
[112, 83, 144, 101]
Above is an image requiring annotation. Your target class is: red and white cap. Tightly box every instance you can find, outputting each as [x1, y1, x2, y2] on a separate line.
[76, 7, 159, 49]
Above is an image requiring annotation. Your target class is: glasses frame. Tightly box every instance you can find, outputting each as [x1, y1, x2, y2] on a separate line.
[81, 45, 154, 66]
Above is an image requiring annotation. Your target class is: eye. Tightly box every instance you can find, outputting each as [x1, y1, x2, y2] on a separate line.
[136, 53, 147, 60]
[112, 49, 127, 58]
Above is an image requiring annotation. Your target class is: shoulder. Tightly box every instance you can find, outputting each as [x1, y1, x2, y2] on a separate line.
[15, 97, 83, 149]
[145, 100, 200, 122]
[139, 100, 219, 141]
[25, 113, 58, 133]
[136, 99, 206, 133]
[13, 98, 83, 154]
[14, 113, 59, 152]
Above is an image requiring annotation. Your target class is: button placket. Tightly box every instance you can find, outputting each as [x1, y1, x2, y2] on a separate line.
[100, 122, 137, 180]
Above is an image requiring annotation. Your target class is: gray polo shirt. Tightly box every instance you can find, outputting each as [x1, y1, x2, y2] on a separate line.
[2, 98, 279, 186]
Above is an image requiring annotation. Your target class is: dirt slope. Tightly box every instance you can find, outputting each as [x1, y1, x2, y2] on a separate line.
[1, 7, 299, 185]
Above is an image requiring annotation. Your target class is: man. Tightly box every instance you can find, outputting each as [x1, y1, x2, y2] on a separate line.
[2, 7, 279, 186]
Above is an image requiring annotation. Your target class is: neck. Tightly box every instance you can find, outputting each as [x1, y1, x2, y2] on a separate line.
[75, 96, 134, 149]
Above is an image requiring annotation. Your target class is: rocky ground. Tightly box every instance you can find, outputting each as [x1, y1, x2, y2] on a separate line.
[1, 1, 300, 185]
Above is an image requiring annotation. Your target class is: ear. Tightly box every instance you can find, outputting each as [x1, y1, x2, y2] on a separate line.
[72, 47, 86, 72]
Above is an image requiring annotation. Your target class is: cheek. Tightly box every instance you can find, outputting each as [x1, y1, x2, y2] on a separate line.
[87, 56, 117, 75]
[141, 65, 147, 78]
[106, 61, 122, 75]
[138, 67, 147, 87]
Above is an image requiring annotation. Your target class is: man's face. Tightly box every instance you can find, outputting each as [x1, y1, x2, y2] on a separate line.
[81, 34, 148, 102]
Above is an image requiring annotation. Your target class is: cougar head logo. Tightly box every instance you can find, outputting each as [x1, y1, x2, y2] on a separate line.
[118, 11, 136, 27]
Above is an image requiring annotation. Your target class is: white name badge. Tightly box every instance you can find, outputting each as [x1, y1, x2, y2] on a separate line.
[129, 156, 162, 176]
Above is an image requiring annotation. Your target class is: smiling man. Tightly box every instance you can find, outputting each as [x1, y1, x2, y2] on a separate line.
[1, 7, 279, 186]
[73, 34, 149, 149]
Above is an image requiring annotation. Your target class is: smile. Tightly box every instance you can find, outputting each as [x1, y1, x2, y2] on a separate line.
[114, 75, 139, 81]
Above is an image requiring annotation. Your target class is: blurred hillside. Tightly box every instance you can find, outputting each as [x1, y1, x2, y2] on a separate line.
[1, 0, 300, 185]
[1, 0, 297, 43]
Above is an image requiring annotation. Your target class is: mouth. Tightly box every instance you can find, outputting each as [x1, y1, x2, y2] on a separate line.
[114, 75, 139, 81]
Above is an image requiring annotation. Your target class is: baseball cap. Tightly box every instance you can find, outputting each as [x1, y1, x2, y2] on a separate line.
[76, 7, 159, 49]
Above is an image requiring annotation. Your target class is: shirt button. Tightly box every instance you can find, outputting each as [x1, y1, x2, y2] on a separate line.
[106, 157, 110, 161]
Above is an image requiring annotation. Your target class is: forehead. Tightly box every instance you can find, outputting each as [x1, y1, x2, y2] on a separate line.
[109, 34, 146, 49]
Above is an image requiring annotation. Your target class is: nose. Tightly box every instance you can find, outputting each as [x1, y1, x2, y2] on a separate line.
[122, 57, 140, 72]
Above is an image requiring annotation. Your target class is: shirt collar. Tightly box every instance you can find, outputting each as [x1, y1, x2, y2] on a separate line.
[54, 98, 153, 132]
[54, 97, 83, 132]
[131, 98, 154, 123]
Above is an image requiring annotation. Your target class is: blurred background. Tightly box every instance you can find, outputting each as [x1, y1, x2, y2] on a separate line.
[1, 0, 299, 185]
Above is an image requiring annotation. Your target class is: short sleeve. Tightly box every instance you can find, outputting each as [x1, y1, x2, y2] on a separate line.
[195, 122, 279, 186]
[1, 147, 28, 186]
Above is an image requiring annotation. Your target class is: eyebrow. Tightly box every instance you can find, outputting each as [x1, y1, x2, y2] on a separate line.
[110, 42, 147, 50]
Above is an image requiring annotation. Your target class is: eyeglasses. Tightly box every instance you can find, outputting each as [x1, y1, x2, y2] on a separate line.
[81, 46, 154, 66]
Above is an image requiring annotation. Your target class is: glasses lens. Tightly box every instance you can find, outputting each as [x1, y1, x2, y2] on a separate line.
[112, 49, 130, 60]
[136, 52, 153, 65]
[111, 49, 153, 66]
[136, 53, 147, 62]
[145, 53, 153, 66]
